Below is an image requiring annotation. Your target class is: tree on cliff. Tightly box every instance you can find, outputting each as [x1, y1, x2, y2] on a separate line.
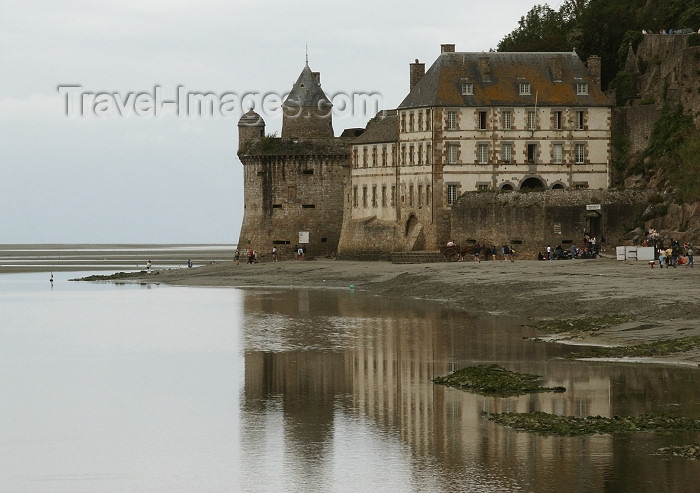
[497, 0, 700, 90]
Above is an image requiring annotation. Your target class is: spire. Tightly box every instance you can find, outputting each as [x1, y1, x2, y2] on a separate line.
[281, 63, 334, 139]
[305, 43, 309, 66]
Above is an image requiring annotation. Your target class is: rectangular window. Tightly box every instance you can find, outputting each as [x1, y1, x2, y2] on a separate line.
[409, 184, 414, 207]
[461, 82, 474, 95]
[519, 82, 531, 95]
[447, 143, 458, 164]
[576, 82, 589, 95]
[372, 185, 377, 207]
[353, 185, 358, 208]
[527, 143, 537, 163]
[553, 143, 563, 164]
[417, 144, 423, 165]
[363, 147, 368, 168]
[477, 184, 489, 191]
[353, 148, 358, 168]
[576, 111, 585, 130]
[426, 143, 431, 164]
[371, 146, 377, 167]
[426, 185, 431, 205]
[478, 143, 489, 164]
[409, 112, 414, 132]
[391, 185, 396, 206]
[447, 184, 458, 206]
[478, 111, 487, 130]
[501, 110, 511, 130]
[417, 112, 423, 131]
[447, 110, 457, 130]
[527, 110, 536, 130]
[409, 145, 414, 165]
[362, 185, 367, 208]
[418, 185, 423, 207]
[401, 113, 406, 132]
[382, 145, 387, 166]
[381, 185, 387, 207]
[502, 143, 512, 163]
[575, 182, 588, 190]
[401, 145, 406, 166]
[553, 110, 562, 130]
[425, 109, 431, 130]
[575, 143, 585, 163]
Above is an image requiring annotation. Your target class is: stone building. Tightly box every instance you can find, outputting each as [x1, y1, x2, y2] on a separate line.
[237, 46, 633, 259]
[237, 63, 350, 258]
[338, 44, 613, 256]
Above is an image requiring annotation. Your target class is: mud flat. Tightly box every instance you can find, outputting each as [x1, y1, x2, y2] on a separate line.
[115, 256, 700, 366]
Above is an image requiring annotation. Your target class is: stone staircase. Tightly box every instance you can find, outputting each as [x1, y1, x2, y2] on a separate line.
[391, 250, 448, 264]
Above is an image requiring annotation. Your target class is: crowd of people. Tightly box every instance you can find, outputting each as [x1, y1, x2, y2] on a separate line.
[537, 233, 604, 260]
[642, 27, 700, 35]
[233, 244, 307, 264]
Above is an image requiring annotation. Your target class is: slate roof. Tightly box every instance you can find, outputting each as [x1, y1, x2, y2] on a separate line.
[283, 63, 332, 110]
[398, 51, 610, 109]
[238, 110, 265, 127]
[352, 110, 398, 144]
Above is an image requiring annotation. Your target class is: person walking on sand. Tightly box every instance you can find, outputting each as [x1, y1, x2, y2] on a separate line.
[234, 250, 240, 265]
[146, 260, 152, 273]
[272, 246, 278, 262]
[687, 247, 694, 268]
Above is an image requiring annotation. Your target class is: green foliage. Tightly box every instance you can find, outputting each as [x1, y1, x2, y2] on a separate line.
[609, 71, 638, 105]
[497, 0, 700, 89]
[678, 5, 700, 28]
[498, 4, 571, 52]
[643, 107, 700, 202]
[673, 131, 700, 201]
[644, 107, 694, 159]
[616, 30, 644, 69]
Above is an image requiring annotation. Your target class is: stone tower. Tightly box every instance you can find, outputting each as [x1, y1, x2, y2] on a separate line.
[281, 63, 334, 139]
[236, 63, 350, 260]
[238, 110, 265, 148]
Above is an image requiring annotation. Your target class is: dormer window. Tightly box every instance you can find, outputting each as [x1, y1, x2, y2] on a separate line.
[461, 82, 474, 95]
[519, 82, 531, 95]
[576, 82, 589, 95]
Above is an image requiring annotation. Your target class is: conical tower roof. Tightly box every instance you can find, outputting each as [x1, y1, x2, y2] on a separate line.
[238, 109, 265, 127]
[283, 64, 332, 110]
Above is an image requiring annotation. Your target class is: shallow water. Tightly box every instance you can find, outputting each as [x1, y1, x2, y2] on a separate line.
[1, 263, 699, 492]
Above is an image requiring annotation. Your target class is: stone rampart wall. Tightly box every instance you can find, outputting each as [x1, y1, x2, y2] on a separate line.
[450, 189, 650, 258]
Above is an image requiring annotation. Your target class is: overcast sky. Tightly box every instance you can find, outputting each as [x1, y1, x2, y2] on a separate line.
[1, 0, 538, 244]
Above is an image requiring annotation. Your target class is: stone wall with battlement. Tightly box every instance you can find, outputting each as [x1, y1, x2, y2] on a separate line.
[238, 138, 350, 259]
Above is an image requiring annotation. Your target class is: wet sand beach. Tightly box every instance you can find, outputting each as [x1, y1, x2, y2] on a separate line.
[140, 256, 700, 366]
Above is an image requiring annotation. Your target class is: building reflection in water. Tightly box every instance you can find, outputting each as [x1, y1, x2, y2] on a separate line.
[239, 288, 700, 491]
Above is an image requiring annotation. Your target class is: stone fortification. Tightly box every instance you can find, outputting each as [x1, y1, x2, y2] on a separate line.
[616, 34, 700, 155]
[238, 138, 349, 259]
[449, 189, 651, 258]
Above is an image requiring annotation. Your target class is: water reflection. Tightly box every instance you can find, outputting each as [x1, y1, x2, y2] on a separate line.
[240, 288, 700, 492]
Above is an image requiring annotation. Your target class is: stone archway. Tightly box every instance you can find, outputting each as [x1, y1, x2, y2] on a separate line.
[405, 214, 418, 237]
[551, 183, 565, 190]
[404, 214, 425, 251]
[501, 183, 514, 191]
[520, 177, 546, 190]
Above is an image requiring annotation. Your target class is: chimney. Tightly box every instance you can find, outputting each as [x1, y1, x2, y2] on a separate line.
[586, 55, 601, 89]
[312, 71, 321, 84]
[410, 59, 425, 90]
[441, 43, 455, 53]
[477, 57, 491, 81]
[549, 56, 563, 81]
